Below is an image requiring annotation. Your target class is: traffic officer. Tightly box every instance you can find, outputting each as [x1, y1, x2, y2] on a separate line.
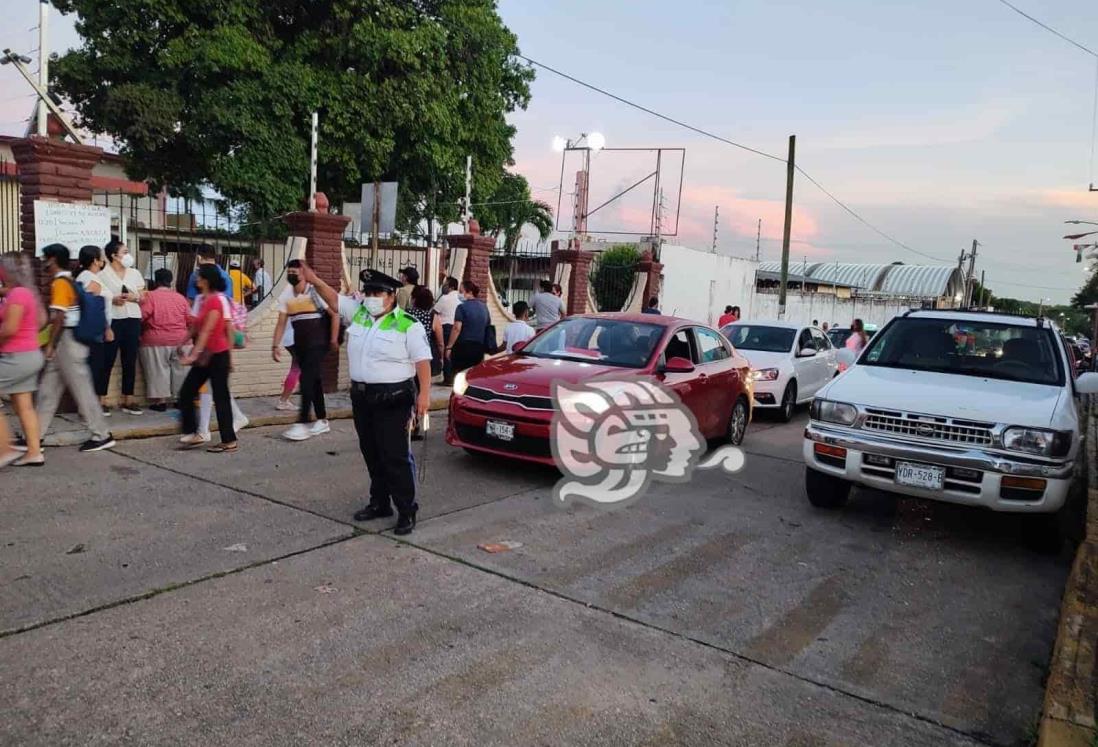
[301, 263, 432, 534]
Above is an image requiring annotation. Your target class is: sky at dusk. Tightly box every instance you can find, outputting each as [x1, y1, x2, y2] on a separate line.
[2, 1, 1098, 302]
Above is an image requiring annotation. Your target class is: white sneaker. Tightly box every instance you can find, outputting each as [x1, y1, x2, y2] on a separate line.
[310, 419, 330, 436]
[179, 433, 211, 448]
[275, 399, 296, 411]
[282, 423, 313, 441]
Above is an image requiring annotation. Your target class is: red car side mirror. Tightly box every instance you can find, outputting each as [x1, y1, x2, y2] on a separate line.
[662, 356, 695, 374]
[511, 339, 527, 353]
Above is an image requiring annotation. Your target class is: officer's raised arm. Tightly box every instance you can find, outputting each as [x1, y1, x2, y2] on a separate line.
[298, 261, 339, 310]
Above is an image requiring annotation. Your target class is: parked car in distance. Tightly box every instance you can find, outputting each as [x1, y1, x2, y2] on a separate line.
[803, 309, 1098, 545]
[447, 313, 754, 466]
[721, 321, 838, 422]
[827, 324, 877, 350]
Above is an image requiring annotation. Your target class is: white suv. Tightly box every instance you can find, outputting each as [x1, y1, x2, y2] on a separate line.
[803, 310, 1098, 532]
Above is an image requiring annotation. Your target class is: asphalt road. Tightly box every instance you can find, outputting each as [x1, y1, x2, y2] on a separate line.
[0, 409, 1070, 746]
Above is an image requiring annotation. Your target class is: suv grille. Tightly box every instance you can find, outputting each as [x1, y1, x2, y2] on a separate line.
[861, 409, 994, 446]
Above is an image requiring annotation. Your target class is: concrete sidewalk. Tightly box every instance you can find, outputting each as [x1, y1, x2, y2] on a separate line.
[30, 384, 453, 447]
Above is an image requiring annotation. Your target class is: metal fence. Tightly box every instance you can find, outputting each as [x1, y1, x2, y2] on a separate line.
[93, 189, 289, 306]
[489, 243, 552, 309]
[0, 172, 18, 252]
[589, 252, 639, 312]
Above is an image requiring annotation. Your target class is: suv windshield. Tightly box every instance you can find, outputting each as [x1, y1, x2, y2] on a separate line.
[722, 325, 795, 353]
[522, 318, 662, 368]
[828, 328, 853, 347]
[861, 317, 1064, 386]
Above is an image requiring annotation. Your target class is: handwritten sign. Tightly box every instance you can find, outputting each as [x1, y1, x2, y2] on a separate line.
[34, 201, 112, 257]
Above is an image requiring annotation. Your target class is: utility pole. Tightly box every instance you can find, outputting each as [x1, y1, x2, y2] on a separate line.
[778, 135, 796, 318]
[755, 218, 761, 262]
[963, 239, 978, 306]
[955, 248, 966, 307]
[711, 205, 719, 253]
[308, 112, 318, 212]
[36, 0, 48, 136]
[462, 155, 473, 230]
[979, 270, 986, 308]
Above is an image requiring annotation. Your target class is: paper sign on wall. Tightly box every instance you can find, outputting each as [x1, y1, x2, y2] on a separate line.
[34, 201, 112, 257]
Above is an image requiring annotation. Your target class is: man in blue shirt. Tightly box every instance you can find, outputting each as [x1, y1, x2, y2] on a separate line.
[186, 244, 233, 304]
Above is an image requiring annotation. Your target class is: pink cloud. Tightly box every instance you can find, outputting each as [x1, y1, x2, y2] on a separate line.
[1035, 188, 1098, 212]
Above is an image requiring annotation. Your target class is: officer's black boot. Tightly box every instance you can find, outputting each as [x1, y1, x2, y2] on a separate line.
[353, 504, 394, 522]
[394, 509, 417, 536]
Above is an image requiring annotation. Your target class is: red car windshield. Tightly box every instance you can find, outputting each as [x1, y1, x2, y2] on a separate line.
[521, 318, 664, 368]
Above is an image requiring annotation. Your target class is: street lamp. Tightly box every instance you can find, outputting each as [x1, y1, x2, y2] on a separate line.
[1066, 220, 1098, 226]
[551, 131, 608, 244]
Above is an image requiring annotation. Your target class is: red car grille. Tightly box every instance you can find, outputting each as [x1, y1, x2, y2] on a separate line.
[465, 385, 554, 411]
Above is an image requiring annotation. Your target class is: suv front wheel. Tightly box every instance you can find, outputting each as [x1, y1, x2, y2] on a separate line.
[805, 467, 851, 508]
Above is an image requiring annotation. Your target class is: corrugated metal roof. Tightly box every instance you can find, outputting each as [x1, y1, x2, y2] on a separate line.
[806, 263, 893, 289]
[754, 260, 962, 298]
[877, 264, 962, 297]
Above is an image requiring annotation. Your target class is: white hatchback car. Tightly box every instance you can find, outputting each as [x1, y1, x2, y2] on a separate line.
[803, 309, 1098, 542]
[721, 321, 839, 421]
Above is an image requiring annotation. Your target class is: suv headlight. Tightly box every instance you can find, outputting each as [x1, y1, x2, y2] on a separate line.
[750, 368, 779, 381]
[452, 371, 469, 397]
[810, 399, 858, 426]
[1001, 427, 1072, 457]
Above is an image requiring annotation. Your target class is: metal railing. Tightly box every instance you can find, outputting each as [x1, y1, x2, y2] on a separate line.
[589, 253, 639, 312]
[489, 243, 552, 309]
[93, 189, 289, 306]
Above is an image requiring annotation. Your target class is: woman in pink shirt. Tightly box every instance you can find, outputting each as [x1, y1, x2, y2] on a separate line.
[139, 268, 194, 411]
[0, 253, 47, 467]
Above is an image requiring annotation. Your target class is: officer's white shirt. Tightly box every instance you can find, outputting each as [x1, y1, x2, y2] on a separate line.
[338, 296, 432, 384]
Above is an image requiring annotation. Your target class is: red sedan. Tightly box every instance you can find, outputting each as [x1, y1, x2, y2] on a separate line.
[446, 313, 753, 466]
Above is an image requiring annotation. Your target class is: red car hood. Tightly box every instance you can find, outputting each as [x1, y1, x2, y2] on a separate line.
[464, 354, 652, 396]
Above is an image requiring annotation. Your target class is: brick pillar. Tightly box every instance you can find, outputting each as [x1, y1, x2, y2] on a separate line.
[448, 219, 496, 293]
[11, 136, 103, 268]
[637, 249, 664, 307]
[284, 193, 350, 393]
[553, 247, 595, 315]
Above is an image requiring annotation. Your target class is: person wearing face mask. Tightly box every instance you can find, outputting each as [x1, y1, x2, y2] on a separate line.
[75, 245, 116, 415]
[445, 280, 490, 374]
[98, 238, 146, 415]
[301, 264, 432, 535]
[274, 260, 339, 441]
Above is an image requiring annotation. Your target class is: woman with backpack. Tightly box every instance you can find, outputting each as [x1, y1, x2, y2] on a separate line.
[0, 253, 47, 467]
[76, 245, 115, 416]
[177, 264, 238, 453]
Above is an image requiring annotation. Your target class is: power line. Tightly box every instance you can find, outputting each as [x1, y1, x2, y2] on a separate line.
[518, 55, 786, 163]
[521, 54, 951, 265]
[987, 277, 1078, 292]
[793, 166, 951, 262]
[994, 0, 1098, 57]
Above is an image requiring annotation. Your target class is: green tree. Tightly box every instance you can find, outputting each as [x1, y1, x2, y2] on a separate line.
[590, 243, 641, 312]
[50, 0, 534, 221]
[1073, 272, 1098, 309]
[475, 172, 553, 253]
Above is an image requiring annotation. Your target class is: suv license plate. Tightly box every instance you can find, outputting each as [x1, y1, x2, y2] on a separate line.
[895, 461, 944, 490]
[486, 420, 515, 442]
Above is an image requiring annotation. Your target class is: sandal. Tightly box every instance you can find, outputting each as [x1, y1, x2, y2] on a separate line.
[207, 443, 239, 454]
[14, 454, 45, 467]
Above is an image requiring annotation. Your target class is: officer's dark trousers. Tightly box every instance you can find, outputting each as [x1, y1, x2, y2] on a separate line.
[351, 380, 417, 516]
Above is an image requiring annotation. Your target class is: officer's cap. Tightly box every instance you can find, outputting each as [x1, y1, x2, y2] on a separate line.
[359, 268, 401, 293]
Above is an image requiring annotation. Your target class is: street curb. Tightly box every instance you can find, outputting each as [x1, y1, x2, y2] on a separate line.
[41, 393, 452, 447]
[1040, 395, 1098, 747]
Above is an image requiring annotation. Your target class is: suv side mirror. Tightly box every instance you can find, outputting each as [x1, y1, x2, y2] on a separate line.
[796, 347, 816, 358]
[662, 356, 695, 374]
[1077, 372, 1098, 394]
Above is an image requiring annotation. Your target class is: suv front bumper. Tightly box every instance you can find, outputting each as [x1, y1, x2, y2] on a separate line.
[803, 422, 1074, 513]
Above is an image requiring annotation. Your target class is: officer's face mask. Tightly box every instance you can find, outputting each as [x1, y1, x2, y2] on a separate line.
[363, 296, 387, 316]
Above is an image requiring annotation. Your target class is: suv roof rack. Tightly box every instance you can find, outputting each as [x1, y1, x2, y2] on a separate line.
[906, 307, 1041, 321]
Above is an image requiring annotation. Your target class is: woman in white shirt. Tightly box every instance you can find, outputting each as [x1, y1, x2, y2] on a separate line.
[97, 238, 146, 415]
[76, 244, 115, 414]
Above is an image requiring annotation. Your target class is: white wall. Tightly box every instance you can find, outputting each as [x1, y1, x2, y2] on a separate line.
[657, 242, 913, 330]
[659, 244, 758, 326]
[750, 292, 912, 328]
